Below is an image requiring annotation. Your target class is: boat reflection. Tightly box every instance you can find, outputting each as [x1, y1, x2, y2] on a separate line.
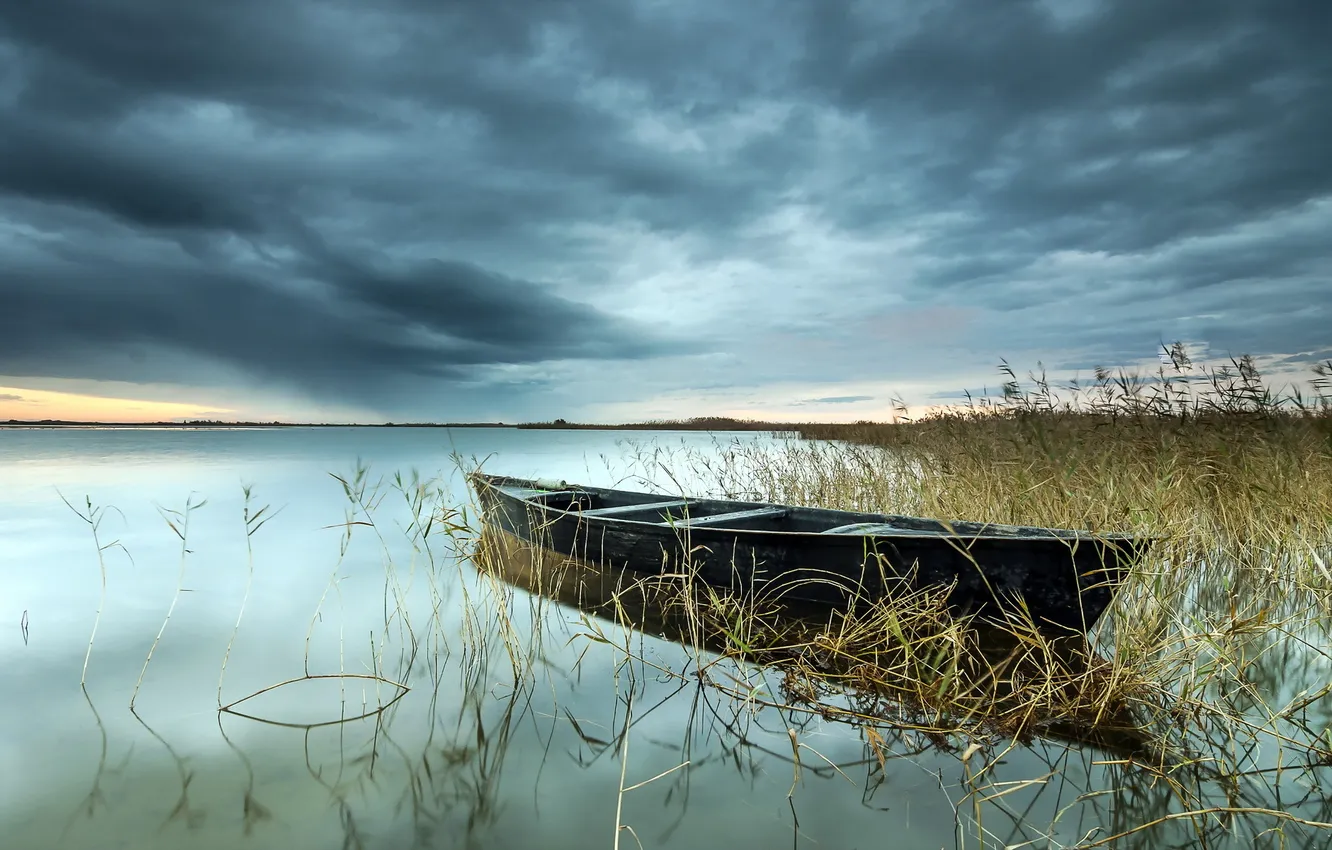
[471, 526, 1164, 763]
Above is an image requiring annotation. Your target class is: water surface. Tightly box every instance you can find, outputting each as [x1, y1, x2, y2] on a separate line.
[2, 426, 1324, 849]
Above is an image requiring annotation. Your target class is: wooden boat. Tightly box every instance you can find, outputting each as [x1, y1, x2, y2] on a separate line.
[468, 473, 1154, 633]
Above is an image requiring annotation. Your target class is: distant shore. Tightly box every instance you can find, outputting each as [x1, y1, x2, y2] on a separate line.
[0, 416, 822, 431]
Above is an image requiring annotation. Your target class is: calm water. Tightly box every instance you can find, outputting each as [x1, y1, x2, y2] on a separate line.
[0, 427, 1323, 849]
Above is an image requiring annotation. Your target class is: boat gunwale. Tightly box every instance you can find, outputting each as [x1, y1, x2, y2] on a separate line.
[470, 473, 1147, 546]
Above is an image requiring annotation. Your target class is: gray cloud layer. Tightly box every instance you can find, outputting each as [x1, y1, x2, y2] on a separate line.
[1, 0, 1328, 419]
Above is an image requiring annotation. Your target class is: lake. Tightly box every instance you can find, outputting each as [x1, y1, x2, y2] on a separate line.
[0, 426, 1290, 848]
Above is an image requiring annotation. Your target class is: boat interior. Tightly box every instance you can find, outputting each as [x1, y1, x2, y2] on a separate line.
[492, 478, 1086, 539]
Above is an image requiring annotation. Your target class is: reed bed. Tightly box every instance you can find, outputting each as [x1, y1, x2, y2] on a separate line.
[555, 347, 1332, 845]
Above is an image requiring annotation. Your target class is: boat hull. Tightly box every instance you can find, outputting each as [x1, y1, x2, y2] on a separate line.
[469, 474, 1150, 634]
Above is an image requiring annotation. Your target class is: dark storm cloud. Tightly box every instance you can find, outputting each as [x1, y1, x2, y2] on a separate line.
[796, 1, 1332, 298]
[323, 256, 669, 358]
[0, 0, 1328, 418]
[0, 0, 739, 412]
[0, 118, 261, 232]
[0, 0, 788, 235]
[0, 245, 671, 406]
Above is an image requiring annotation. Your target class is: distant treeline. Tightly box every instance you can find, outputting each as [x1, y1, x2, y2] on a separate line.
[514, 416, 825, 432]
[2, 415, 890, 433]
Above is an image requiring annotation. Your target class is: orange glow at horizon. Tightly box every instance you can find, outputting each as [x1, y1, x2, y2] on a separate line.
[0, 385, 233, 423]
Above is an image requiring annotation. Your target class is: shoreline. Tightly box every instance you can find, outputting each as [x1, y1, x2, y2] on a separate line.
[0, 417, 819, 431]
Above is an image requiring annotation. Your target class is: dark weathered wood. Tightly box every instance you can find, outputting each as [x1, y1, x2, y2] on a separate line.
[468, 473, 1154, 634]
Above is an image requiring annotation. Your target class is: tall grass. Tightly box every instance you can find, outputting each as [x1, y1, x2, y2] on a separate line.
[692, 354, 1325, 658]
[556, 346, 1332, 845]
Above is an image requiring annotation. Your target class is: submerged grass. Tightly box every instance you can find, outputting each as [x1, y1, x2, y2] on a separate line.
[477, 526, 1158, 758]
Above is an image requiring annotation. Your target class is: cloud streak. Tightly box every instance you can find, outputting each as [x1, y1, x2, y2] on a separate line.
[798, 396, 875, 405]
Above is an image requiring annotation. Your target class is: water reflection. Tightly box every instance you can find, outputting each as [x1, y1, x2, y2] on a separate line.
[473, 525, 1156, 748]
[61, 687, 125, 840]
[215, 715, 272, 836]
[8, 429, 1332, 849]
[21, 539, 1332, 849]
[470, 526, 1332, 849]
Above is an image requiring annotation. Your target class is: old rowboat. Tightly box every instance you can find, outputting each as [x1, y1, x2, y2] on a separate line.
[468, 473, 1153, 633]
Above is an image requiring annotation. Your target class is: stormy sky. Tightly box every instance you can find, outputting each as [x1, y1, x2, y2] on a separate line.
[1, 0, 1329, 422]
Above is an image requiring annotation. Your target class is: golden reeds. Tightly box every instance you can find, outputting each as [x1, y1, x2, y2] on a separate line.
[511, 346, 1332, 844]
